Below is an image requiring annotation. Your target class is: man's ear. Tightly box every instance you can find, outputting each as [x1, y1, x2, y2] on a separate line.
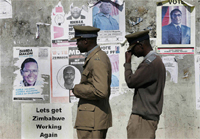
[20, 69, 23, 76]
[84, 38, 88, 44]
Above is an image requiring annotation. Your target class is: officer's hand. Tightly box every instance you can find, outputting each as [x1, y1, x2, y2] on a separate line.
[125, 51, 132, 63]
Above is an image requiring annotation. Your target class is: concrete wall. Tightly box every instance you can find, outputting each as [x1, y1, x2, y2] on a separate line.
[0, 0, 200, 138]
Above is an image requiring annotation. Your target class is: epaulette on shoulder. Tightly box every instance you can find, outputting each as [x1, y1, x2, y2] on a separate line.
[145, 55, 156, 64]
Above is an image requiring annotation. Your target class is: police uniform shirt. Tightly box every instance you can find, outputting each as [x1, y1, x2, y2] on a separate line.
[124, 51, 166, 121]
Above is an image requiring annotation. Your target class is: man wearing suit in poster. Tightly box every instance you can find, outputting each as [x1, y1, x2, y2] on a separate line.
[162, 8, 190, 44]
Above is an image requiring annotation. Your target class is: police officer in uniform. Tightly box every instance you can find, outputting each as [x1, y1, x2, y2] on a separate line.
[71, 26, 112, 139]
[124, 30, 166, 139]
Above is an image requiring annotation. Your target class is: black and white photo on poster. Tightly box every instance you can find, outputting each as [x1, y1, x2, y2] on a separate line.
[65, 3, 92, 40]
[68, 46, 85, 103]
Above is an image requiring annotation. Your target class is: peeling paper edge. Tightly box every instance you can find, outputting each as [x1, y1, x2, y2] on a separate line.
[156, 0, 194, 8]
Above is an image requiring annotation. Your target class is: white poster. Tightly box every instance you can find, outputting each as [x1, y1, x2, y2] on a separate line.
[21, 103, 73, 139]
[51, 2, 92, 48]
[162, 56, 178, 83]
[51, 47, 69, 103]
[51, 47, 83, 103]
[13, 47, 50, 102]
[65, 3, 92, 40]
[90, 1, 125, 44]
[0, 0, 12, 19]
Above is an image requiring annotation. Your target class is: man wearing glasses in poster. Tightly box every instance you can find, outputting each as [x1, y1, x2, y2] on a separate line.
[162, 8, 190, 44]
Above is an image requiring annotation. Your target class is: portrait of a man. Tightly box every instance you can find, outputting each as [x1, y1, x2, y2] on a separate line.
[162, 7, 190, 44]
[66, 3, 85, 20]
[93, 1, 119, 30]
[20, 58, 38, 87]
[63, 66, 75, 90]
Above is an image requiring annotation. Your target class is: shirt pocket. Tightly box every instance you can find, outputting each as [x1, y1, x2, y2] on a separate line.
[76, 104, 96, 128]
[81, 69, 92, 83]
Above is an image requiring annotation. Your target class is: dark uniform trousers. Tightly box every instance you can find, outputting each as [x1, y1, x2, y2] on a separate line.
[127, 114, 158, 139]
[77, 129, 108, 139]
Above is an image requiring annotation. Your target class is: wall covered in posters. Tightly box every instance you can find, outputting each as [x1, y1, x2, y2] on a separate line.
[1, 0, 200, 138]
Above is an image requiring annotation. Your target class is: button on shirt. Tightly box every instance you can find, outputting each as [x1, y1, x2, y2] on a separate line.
[93, 13, 119, 30]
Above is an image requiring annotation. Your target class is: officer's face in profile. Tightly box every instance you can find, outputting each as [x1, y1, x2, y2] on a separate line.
[71, 7, 82, 19]
[63, 68, 75, 85]
[100, 2, 112, 15]
[171, 11, 182, 25]
[131, 43, 143, 57]
[21, 62, 38, 86]
[76, 38, 87, 53]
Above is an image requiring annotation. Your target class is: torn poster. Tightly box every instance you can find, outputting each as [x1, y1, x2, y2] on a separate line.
[91, 1, 125, 44]
[0, 0, 12, 19]
[162, 56, 178, 83]
[51, 2, 92, 47]
[65, 3, 92, 40]
[13, 47, 50, 102]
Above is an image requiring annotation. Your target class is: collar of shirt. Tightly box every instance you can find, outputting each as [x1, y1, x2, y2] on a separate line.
[173, 24, 181, 29]
[85, 45, 99, 59]
[144, 50, 157, 60]
[99, 12, 110, 18]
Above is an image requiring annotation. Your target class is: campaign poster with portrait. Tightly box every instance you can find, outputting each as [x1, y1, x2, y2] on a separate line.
[100, 44, 120, 98]
[65, 3, 92, 40]
[68, 46, 85, 103]
[13, 47, 50, 102]
[156, 0, 195, 54]
[90, 1, 125, 44]
[51, 47, 82, 103]
[51, 47, 69, 103]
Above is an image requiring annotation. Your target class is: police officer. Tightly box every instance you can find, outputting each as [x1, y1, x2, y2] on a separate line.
[71, 26, 112, 139]
[124, 30, 166, 139]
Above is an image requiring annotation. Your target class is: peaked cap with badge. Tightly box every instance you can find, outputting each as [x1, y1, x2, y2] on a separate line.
[71, 26, 100, 40]
[125, 30, 149, 51]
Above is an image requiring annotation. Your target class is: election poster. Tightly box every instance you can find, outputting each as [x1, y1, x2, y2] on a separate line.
[21, 103, 73, 139]
[51, 2, 92, 48]
[68, 46, 85, 103]
[100, 44, 120, 98]
[65, 3, 92, 40]
[13, 47, 50, 102]
[51, 47, 83, 103]
[51, 2, 75, 48]
[90, 1, 125, 44]
[156, 0, 195, 54]
[51, 47, 69, 103]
